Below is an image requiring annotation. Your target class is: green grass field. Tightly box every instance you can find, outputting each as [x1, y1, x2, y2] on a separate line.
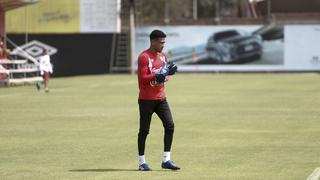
[0, 73, 320, 180]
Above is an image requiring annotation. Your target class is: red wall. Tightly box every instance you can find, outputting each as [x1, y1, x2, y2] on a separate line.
[0, 8, 4, 37]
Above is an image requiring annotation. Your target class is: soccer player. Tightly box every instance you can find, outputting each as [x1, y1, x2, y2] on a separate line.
[36, 49, 53, 93]
[137, 29, 179, 171]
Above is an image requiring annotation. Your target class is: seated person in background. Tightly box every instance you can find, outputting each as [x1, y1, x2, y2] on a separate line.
[0, 36, 4, 49]
[0, 36, 10, 60]
[36, 49, 53, 93]
[0, 48, 5, 60]
[0, 47, 8, 79]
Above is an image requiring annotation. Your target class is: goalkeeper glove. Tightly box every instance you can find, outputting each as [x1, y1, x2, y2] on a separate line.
[168, 62, 178, 75]
[155, 62, 169, 83]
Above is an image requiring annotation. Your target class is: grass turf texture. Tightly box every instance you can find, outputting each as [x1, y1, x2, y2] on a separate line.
[0, 73, 319, 180]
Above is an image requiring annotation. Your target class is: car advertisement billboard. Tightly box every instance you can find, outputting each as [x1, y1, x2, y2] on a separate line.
[135, 25, 320, 72]
[284, 25, 320, 70]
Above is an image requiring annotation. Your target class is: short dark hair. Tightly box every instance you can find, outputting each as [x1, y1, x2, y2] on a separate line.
[43, 48, 48, 54]
[150, 29, 166, 40]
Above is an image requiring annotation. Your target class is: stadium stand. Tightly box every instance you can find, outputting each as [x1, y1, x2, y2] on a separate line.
[0, 58, 41, 86]
[0, 0, 42, 86]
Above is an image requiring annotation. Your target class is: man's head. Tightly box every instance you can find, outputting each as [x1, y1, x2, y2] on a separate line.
[43, 48, 48, 55]
[150, 30, 166, 53]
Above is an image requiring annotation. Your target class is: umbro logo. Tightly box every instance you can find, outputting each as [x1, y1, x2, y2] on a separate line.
[11, 40, 58, 60]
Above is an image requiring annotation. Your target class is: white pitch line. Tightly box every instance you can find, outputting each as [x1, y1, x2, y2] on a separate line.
[307, 167, 320, 180]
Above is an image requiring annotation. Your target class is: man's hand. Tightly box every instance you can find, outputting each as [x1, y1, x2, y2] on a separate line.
[168, 62, 178, 75]
[155, 73, 165, 83]
[155, 62, 169, 83]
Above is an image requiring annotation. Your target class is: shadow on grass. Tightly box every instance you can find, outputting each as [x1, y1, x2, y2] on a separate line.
[69, 169, 137, 172]
[69, 169, 168, 172]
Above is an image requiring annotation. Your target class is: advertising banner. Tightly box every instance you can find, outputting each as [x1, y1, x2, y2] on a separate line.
[135, 25, 320, 72]
[6, 0, 120, 33]
[6, 0, 80, 33]
[285, 25, 320, 71]
[80, 0, 120, 33]
[7, 33, 114, 77]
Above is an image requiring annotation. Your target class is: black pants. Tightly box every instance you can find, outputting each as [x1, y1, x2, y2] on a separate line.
[138, 99, 175, 156]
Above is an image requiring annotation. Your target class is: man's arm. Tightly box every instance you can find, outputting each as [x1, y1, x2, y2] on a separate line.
[138, 54, 155, 84]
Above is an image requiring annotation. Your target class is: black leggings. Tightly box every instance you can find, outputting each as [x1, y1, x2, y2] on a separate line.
[138, 99, 175, 156]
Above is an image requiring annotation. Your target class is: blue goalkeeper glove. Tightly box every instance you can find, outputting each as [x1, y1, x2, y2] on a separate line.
[155, 62, 169, 83]
[168, 62, 178, 75]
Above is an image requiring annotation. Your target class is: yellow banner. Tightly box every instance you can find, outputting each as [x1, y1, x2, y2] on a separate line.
[5, 0, 80, 33]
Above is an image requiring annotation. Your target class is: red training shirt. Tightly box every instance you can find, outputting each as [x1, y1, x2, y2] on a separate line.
[137, 49, 169, 100]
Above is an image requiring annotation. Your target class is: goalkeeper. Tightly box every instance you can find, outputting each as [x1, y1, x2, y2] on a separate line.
[137, 30, 179, 171]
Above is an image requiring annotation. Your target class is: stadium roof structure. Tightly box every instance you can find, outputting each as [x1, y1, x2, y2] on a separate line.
[257, 0, 320, 13]
[0, 0, 39, 11]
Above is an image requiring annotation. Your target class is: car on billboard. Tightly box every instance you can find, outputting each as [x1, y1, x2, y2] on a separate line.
[206, 30, 263, 64]
[253, 24, 284, 41]
[166, 44, 207, 65]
